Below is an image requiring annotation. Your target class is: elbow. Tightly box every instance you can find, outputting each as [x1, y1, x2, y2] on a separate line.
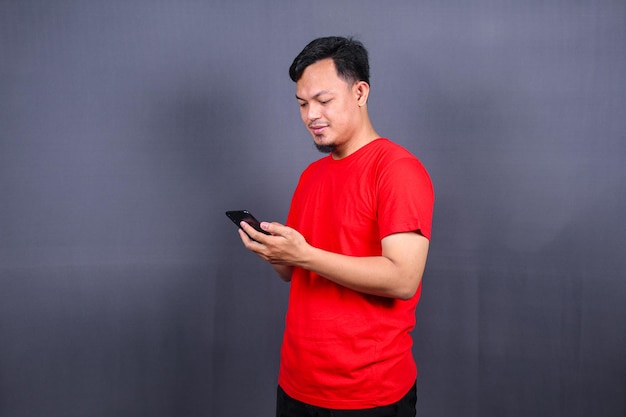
[396, 288, 417, 301]
[392, 287, 417, 302]
[394, 274, 423, 301]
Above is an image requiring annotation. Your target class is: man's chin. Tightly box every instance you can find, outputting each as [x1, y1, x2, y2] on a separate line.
[314, 142, 336, 154]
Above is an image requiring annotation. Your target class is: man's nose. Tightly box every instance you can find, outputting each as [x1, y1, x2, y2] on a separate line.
[305, 103, 321, 121]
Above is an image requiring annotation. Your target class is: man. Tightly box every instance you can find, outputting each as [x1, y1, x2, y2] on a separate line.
[236, 36, 434, 417]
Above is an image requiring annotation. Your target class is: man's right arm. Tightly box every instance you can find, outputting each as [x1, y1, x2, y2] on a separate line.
[237, 227, 293, 282]
[272, 264, 293, 282]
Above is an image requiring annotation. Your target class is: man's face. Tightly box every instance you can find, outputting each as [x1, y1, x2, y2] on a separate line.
[295, 58, 361, 154]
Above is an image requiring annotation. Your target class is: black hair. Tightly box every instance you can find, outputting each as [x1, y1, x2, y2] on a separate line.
[289, 36, 370, 85]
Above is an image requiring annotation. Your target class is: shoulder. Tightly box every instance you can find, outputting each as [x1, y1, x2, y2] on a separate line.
[370, 139, 428, 173]
[368, 138, 417, 161]
[373, 139, 433, 194]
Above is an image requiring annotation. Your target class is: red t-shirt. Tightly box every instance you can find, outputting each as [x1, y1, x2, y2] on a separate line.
[279, 138, 434, 409]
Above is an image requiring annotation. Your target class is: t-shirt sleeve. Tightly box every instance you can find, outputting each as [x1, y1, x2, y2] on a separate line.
[377, 156, 434, 240]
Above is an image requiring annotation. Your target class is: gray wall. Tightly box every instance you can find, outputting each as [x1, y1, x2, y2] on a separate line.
[1, 1, 625, 416]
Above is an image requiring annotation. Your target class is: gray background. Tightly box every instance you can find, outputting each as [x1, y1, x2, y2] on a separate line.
[1, 1, 625, 416]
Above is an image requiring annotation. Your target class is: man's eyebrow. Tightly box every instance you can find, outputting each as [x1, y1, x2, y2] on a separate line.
[295, 90, 333, 101]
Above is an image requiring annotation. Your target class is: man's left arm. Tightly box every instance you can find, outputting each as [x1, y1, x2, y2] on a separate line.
[239, 221, 429, 300]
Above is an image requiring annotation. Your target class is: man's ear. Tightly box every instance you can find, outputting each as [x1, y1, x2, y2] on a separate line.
[354, 81, 370, 106]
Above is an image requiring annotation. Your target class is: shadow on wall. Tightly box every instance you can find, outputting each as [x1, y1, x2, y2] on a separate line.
[474, 183, 626, 416]
[397, 40, 626, 416]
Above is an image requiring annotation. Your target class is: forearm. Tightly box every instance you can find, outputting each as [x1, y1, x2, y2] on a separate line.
[272, 245, 410, 297]
[298, 246, 424, 300]
[239, 222, 428, 297]
[272, 264, 293, 282]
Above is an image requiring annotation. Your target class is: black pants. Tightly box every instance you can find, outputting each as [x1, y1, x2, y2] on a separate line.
[276, 382, 417, 417]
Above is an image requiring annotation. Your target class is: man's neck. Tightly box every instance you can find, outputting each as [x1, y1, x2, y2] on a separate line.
[331, 123, 380, 160]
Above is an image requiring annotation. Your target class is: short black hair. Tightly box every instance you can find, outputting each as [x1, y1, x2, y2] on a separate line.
[289, 36, 370, 85]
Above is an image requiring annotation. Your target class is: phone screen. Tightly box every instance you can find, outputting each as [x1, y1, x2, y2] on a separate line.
[225, 210, 270, 237]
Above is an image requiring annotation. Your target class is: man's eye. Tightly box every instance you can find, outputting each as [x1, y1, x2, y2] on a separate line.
[299, 102, 307, 108]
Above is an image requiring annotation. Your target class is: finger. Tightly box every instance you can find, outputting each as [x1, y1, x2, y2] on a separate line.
[237, 228, 252, 245]
[240, 221, 266, 244]
[261, 221, 286, 236]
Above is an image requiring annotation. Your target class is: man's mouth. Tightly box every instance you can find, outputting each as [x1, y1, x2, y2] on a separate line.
[309, 125, 328, 135]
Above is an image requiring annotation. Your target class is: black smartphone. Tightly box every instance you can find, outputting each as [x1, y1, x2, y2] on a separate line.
[225, 210, 271, 238]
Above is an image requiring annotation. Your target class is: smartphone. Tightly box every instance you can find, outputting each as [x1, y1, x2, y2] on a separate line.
[225, 210, 271, 239]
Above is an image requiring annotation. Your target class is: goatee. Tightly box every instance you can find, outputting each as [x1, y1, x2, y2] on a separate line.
[315, 143, 337, 154]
